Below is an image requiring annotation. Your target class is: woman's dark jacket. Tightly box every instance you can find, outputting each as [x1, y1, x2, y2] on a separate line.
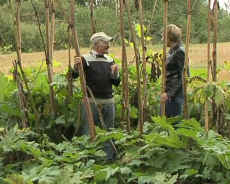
[165, 43, 185, 99]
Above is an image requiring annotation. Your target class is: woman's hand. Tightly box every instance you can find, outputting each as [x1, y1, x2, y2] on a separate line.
[161, 93, 168, 102]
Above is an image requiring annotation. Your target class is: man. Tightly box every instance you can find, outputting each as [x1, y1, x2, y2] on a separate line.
[73, 32, 120, 162]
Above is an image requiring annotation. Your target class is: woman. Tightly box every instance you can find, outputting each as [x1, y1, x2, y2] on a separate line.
[161, 24, 185, 119]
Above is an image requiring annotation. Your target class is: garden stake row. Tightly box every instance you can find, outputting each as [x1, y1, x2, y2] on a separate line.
[161, 0, 168, 117]
[69, 0, 95, 140]
[138, 0, 148, 123]
[9, 0, 42, 133]
[119, 0, 131, 133]
[124, 0, 144, 136]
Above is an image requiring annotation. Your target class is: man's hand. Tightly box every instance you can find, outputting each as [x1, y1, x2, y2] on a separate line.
[111, 64, 119, 74]
[74, 56, 82, 69]
[161, 93, 168, 102]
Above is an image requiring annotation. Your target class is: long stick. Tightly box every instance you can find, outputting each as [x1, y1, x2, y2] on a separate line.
[69, 0, 95, 140]
[45, 0, 56, 115]
[213, 0, 218, 82]
[119, 0, 130, 133]
[205, 0, 212, 132]
[15, 0, 27, 128]
[90, 0, 96, 34]
[50, 0, 55, 65]
[213, 0, 218, 132]
[161, 0, 168, 117]
[138, 0, 147, 123]
[124, 0, 143, 136]
[183, 0, 192, 120]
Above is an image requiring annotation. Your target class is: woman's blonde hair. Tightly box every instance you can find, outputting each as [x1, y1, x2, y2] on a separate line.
[167, 24, 182, 43]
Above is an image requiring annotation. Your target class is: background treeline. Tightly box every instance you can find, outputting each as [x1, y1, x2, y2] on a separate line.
[0, 0, 230, 53]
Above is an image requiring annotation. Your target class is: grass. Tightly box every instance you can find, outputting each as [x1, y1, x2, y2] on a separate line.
[1, 42, 230, 81]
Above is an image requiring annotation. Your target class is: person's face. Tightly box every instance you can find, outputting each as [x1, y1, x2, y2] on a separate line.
[94, 40, 110, 55]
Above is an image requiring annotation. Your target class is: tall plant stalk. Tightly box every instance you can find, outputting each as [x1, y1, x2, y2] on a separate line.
[161, 0, 168, 117]
[138, 0, 147, 123]
[124, 0, 143, 135]
[70, 0, 95, 140]
[183, 0, 193, 120]
[205, 0, 212, 132]
[45, 0, 56, 115]
[15, 0, 27, 127]
[13, 62, 28, 128]
[90, 0, 96, 34]
[119, 0, 130, 133]
[213, 0, 218, 82]
[212, 0, 218, 132]
[50, 0, 55, 66]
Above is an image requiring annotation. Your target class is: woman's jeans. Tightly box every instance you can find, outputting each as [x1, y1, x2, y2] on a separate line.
[81, 102, 115, 161]
[160, 96, 183, 128]
[165, 96, 183, 118]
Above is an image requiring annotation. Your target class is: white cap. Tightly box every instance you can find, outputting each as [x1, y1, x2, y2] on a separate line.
[90, 32, 113, 44]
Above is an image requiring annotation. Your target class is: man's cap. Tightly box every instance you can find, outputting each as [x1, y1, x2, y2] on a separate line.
[90, 32, 113, 44]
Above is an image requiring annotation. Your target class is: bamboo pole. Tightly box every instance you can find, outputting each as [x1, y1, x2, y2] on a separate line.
[45, 0, 56, 115]
[183, 0, 192, 120]
[90, 0, 96, 34]
[205, 0, 212, 133]
[50, 0, 55, 65]
[138, 0, 147, 123]
[161, 0, 168, 117]
[213, 0, 218, 132]
[67, 26, 73, 97]
[69, 0, 95, 140]
[124, 0, 143, 135]
[14, 0, 27, 128]
[119, 0, 130, 133]
[213, 0, 218, 82]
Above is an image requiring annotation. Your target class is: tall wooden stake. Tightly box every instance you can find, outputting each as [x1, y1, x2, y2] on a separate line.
[45, 0, 56, 115]
[213, 0, 218, 82]
[183, 0, 192, 120]
[212, 0, 218, 132]
[161, 0, 168, 117]
[119, 0, 130, 133]
[205, 0, 212, 132]
[70, 0, 95, 140]
[90, 0, 96, 34]
[124, 0, 143, 135]
[50, 0, 55, 65]
[138, 0, 148, 123]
